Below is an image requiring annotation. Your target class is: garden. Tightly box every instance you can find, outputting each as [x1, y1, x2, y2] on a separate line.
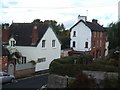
[49, 53, 120, 88]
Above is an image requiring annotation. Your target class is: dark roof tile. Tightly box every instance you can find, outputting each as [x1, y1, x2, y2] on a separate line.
[70, 20, 106, 32]
[9, 22, 49, 46]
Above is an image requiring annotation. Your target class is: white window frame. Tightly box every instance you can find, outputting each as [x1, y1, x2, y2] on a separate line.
[85, 42, 88, 48]
[73, 41, 76, 47]
[37, 58, 46, 63]
[100, 40, 102, 47]
[52, 40, 56, 48]
[100, 32, 102, 38]
[73, 31, 76, 37]
[42, 40, 46, 48]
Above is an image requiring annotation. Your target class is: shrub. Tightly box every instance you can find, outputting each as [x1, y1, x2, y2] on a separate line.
[29, 60, 36, 65]
[107, 58, 118, 66]
[69, 72, 96, 88]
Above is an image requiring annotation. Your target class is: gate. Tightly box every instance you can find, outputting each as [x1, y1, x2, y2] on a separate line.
[8, 63, 14, 75]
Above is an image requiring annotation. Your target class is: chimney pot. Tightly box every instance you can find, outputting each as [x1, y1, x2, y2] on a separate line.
[92, 19, 98, 24]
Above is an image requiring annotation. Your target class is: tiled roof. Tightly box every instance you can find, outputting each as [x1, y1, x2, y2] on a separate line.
[70, 20, 106, 32]
[9, 22, 49, 46]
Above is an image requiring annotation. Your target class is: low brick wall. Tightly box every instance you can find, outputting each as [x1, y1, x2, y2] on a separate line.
[82, 70, 118, 81]
[15, 67, 35, 78]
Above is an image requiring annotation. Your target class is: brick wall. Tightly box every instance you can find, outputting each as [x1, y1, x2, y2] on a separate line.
[0, 57, 2, 71]
[91, 31, 106, 59]
[2, 30, 9, 43]
[0, 56, 8, 72]
[31, 27, 38, 45]
[15, 67, 35, 78]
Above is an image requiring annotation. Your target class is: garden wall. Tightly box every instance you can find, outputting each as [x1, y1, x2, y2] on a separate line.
[15, 63, 35, 78]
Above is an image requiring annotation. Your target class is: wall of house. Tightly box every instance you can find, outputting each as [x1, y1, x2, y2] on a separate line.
[70, 21, 91, 51]
[16, 27, 61, 72]
[0, 56, 8, 72]
[0, 57, 2, 71]
[105, 41, 109, 56]
[91, 31, 106, 59]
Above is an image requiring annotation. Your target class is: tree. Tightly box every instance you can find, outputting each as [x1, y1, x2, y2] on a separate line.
[108, 22, 120, 50]
[44, 20, 70, 49]
[33, 19, 42, 23]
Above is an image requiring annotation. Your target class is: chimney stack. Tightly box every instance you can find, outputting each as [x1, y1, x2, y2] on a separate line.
[92, 19, 98, 24]
[31, 25, 38, 45]
[2, 23, 10, 43]
[78, 15, 87, 21]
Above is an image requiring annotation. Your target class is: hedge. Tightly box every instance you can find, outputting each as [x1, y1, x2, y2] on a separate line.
[49, 57, 119, 77]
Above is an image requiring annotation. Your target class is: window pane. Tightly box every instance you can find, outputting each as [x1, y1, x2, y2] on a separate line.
[42, 40, 46, 48]
[38, 58, 46, 63]
[73, 31, 76, 37]
[85, 42, 88, 48]
[73, 41, 76, 47]
[52, 40, 55, 47]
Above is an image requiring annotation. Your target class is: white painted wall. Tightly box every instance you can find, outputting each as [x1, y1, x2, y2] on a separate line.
[105, 41, 109, 56]
[16, 27, 61, 71]
[70, 21, 92, 51]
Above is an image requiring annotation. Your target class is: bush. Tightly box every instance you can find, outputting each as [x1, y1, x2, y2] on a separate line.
[49, 64, 82, 77]
[49, 56, 118, 77]
[49, 62, 118, 77]
[29, 60, 36, 65]
[69, 72, 96, 88]
[93, 58, 106, 65]
[107, 58, 118, 66]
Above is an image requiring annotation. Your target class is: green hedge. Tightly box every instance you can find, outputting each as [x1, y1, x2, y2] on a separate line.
[49, 56, 119, 77]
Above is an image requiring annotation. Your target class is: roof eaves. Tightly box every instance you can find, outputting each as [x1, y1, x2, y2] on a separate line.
[49, 24, 62, 45]
[70, 20, 85, 31]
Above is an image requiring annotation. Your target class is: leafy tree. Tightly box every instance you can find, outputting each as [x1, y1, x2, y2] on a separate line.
[44, 20, 70, 49]
[32, 19, 70, 49]
[108, 22, 120, 50]
[33, 19, 42, 23]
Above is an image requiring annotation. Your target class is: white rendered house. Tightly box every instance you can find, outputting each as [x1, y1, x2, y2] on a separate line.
[70, 15, 91, 51]
[8, 22, 61, 72]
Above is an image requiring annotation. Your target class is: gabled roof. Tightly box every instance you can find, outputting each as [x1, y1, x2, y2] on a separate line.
[9, 22, 49, 46]
[70, 20, 106, 32]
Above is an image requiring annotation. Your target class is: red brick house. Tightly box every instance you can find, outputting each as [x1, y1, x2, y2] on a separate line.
[91, 22, 107, 59]
[70, 15, 107, 59]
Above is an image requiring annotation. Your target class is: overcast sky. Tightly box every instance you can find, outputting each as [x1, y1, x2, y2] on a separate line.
[0, 0, 119, 29]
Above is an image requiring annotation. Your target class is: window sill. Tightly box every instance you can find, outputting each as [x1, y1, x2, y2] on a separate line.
[42, 48, 46, 50]
[52, 47, 56, 49]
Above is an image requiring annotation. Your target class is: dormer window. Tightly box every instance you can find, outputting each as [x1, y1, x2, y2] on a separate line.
[9, 37, 16, 48]
[11, 41, 15, 47]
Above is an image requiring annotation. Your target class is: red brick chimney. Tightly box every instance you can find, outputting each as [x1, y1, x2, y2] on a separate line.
[2, 24, 10, 43]
[31, 25, 38, 45]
